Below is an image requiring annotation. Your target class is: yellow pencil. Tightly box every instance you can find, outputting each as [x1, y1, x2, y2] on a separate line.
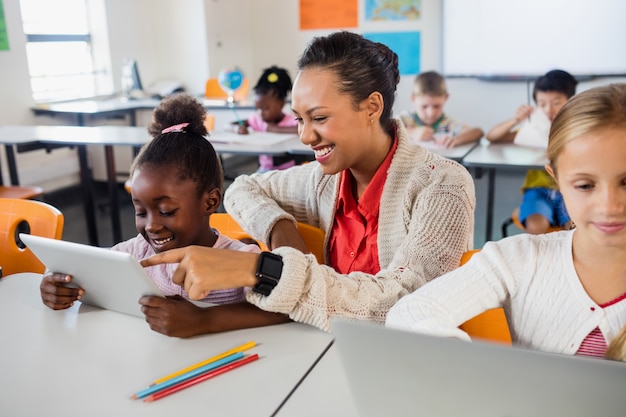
[151, 341, 256, 386]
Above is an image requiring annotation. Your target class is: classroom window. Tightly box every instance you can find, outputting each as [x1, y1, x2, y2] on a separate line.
[19, 0, 113, 102]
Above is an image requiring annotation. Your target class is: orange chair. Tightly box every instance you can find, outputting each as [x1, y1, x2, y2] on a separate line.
[210, 213, 325, 264]
[0, 198, 64, 277]
[457, 249, 513, 345]
[205, 77, 250, 102]
[0, 185, 44, 200]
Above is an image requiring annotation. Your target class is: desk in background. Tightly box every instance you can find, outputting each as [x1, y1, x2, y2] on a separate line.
[0, 273, 333, 417]
[0, 126, 299, 246]
[462, 141, 548, 241]
[289, 137, 478, 162]
[31, 96, 257, 126]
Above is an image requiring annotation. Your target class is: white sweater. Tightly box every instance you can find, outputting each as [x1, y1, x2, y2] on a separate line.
[386, 229, 626, 355]
[224, 121, 476, 331]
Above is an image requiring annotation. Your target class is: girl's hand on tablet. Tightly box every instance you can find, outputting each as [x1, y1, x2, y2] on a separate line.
[39, 272, 84, 310]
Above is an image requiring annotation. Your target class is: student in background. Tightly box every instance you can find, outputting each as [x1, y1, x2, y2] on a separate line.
[142, 31, 475, 332]
[486, 69, 578, 234]
[235, 66, 305, 173]
[40, 93, 289, 337]
[387, 84, 626, 359]
[399, 71, 483, 148]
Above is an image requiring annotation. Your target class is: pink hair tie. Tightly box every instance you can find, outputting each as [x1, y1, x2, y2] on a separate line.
[161, 122, 189, 134]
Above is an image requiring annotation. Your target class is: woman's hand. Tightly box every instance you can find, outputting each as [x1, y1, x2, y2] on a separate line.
[140, 247, 259, 300]
[39, 272, 84, 310]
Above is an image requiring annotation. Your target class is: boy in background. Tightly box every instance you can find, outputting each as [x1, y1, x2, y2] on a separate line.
[400, 71, 483, 148]
[486, 69, 577, 234]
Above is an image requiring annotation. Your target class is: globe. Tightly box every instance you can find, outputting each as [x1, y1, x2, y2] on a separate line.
[217, 67, 244, 93]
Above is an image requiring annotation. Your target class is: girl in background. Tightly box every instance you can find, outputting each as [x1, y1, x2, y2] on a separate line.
[387, 84, 626, 360]
[236, 66, 305, 173]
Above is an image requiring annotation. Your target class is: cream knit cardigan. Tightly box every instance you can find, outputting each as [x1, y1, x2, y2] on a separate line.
[386, 230, 626, 355]
[224, 121, 476, 331]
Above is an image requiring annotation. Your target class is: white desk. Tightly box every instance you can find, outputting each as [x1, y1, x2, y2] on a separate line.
[462, 141, 548, 241]
[0, 273, 333, 417]
[276, 343, 359, 416]
[0, 125, 299, 246]
[288, 138, 477, 162]
[32, 96, 257, 126]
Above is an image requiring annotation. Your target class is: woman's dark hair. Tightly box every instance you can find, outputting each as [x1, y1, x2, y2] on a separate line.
[253, 66, 292, 100]
[133, 93, 223, 196]
[533, 69, 578, 101]
[297, 31, 400, 137]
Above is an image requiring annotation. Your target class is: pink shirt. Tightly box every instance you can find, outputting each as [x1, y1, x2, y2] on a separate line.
[248, 113, 299, 171]
[112, 230, 260, 304]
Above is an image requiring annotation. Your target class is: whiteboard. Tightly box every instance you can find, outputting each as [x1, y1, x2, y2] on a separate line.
[442, 0, 626, 78]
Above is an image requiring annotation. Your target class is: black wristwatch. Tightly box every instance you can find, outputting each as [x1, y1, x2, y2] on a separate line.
[252, 252, 284, 296]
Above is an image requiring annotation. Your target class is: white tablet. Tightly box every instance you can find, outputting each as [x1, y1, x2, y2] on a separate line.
[20, 233, 164, 318]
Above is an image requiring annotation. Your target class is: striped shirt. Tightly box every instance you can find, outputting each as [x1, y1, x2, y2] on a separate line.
[576, 292, 626, 358]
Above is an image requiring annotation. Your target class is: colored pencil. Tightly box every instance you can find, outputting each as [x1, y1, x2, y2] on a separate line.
[143, 354, 260, 403]
[151, 340, 256, 386]
[131, 352, 244, 400]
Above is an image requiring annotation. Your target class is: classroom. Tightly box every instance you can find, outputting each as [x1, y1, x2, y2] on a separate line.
[1, 0, 626, 415]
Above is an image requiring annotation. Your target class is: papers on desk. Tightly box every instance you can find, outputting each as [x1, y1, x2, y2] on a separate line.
[208, 131, 297, 147]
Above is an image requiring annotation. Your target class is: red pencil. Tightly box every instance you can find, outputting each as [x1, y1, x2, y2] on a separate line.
[143, 354, 260, 402]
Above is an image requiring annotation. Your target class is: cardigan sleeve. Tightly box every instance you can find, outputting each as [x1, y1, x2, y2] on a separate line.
[385, 237, 532, 339]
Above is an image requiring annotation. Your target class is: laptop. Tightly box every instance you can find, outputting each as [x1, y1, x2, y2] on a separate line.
[332, 320, 626, 417]
[20, 234, 164, 318]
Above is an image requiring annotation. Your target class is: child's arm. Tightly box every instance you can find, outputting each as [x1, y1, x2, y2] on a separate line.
[266, 124, 298, 134]
[436, 125, 483, 148]
[486, 104, 533, 142]
[409, 126, 436, 142]
[139, 297, 290, 338]
[40, 271, 84, 310]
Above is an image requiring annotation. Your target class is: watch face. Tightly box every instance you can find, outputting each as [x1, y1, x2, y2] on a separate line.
[259, 253, 283, 278]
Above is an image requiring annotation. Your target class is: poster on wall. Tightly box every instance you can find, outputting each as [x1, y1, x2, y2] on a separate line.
[365, 0, 421, 21]
[364, 31, 420, 75]
[0, 0, 9, 51]
[299, 0, 358, 30]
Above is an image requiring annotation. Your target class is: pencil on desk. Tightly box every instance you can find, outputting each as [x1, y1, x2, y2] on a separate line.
[143, 354, 260, 403]
[151, 340, 256, 386]
[132, 352, 244, 400]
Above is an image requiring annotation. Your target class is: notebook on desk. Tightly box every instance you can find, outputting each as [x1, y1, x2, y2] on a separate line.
[332, 320, 626, 417]
[20, 234, 164, 318]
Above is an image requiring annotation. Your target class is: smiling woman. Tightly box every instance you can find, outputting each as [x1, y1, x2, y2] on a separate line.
[141, 31, 476, 332]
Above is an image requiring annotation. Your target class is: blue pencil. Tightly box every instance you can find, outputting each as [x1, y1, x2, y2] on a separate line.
[131, 352, 244, 399]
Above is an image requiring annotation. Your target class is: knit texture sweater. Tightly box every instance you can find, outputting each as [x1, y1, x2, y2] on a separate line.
[386, 230, 626, 355]
[224, 120, 476, 331]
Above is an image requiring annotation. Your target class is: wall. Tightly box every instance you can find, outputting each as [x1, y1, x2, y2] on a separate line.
[1, 0, 624, 190]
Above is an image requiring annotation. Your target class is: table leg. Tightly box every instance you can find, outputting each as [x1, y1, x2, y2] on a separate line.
[5, 145, 19, 185]
[485, 168, 495, 242]
[105, 145, 123, 244]
[77, 145, 99, 246]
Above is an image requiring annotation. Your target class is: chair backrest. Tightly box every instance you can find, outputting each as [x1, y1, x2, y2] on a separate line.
[0, 198, 64, 277]
[205, 77, 250, 102]
[457, 249, 513, 345]
[210, 213, 325, 264]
